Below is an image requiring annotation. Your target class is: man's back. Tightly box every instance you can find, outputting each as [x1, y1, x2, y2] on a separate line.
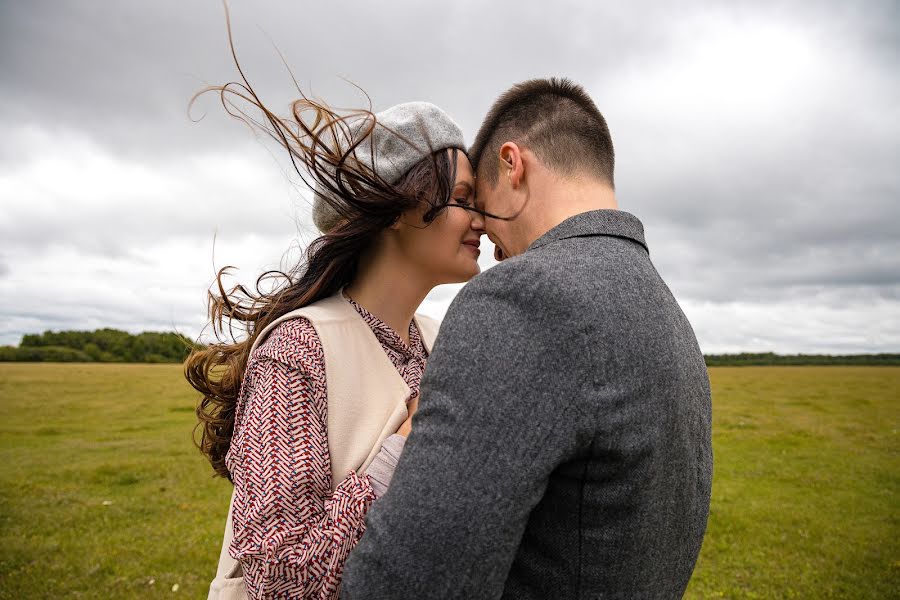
[341, 210, 712, 600]
[500, 210, 713, 598]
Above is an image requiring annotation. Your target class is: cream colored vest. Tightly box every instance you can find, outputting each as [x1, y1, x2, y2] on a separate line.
[207, 289, 439, 600]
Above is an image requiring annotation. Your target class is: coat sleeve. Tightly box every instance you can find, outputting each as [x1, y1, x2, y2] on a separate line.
[228, 321, 377, 600]
[340, 264, 593, 600]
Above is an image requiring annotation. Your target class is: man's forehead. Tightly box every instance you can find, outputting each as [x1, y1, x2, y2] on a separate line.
[473, 177, 493, 211]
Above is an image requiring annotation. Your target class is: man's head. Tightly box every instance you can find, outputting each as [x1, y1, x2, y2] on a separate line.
[469, 78, 615, 260]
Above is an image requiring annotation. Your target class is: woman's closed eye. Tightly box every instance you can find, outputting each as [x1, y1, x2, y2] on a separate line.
[452, 182, 474, 207]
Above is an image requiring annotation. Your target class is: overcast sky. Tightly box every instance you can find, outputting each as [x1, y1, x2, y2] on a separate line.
[1, 0, 897, 353]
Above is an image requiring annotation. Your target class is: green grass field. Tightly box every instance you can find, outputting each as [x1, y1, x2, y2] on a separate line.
[0, 364, 897, 599]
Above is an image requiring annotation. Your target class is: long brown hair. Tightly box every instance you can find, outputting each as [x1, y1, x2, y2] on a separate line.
[184, 8, 468, 481]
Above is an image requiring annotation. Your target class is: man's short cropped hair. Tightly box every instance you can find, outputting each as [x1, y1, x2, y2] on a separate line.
[469, 77, 615, 188]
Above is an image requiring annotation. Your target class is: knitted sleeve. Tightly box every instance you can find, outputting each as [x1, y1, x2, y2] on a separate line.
[362, 434, 407, 498]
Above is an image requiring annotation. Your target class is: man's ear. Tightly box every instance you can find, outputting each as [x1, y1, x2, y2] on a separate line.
[498, 142, 524, 188]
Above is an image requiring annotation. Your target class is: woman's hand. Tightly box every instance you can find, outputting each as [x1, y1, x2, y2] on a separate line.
[395, 394, 420, 437]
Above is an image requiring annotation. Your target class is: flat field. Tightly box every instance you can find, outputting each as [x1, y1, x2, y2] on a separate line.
[0, 364, 897, 599]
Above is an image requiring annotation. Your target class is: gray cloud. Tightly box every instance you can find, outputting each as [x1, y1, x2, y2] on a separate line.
[1, 0, 898, 352]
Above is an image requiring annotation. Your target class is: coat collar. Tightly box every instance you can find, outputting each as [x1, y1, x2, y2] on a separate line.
[526, 209, 648, 254]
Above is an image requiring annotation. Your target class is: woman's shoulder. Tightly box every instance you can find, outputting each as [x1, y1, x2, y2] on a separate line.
[250, 317, 324, 373]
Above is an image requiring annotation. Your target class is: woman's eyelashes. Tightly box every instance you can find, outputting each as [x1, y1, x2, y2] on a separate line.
[451, 192, 472, 207]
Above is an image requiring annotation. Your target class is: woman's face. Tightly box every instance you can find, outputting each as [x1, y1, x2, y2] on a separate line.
[392, 151, 485, 285]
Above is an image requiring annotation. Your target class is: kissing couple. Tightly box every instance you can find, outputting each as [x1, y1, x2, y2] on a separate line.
[188, 65, 714, 600]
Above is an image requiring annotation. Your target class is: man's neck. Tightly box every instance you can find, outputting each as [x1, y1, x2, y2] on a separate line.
[522, 180, 618, 251]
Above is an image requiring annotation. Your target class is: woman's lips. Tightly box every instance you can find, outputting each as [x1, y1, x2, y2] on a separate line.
[462, 240, 480, 254]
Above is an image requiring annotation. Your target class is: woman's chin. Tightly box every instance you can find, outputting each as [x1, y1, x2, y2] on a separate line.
[437, 263, 480, 285]
[462, 256, 482, 277]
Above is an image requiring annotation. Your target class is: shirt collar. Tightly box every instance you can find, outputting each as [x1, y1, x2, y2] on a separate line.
[342, 292, 425, 358]
[526, 209, 648, 254]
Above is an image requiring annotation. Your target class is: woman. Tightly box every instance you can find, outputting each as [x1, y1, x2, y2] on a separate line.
[184, 39, 486, 599]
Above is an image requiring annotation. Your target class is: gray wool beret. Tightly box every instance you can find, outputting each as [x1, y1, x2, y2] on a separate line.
[312, 101, 465, 234]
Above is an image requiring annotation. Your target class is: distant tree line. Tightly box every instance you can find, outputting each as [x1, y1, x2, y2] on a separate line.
[0, 329, 200, 363]
[0, 330, 897, 365]
[703, 352, 900, 366]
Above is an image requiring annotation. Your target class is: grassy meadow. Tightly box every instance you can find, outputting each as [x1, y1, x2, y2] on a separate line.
[0, 364, 897, 599]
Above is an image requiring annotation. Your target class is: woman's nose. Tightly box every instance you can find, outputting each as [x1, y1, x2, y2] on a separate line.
[469, 208, 486, 233]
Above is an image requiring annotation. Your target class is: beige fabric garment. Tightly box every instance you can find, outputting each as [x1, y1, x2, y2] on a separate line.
[207, 288, 439, 600]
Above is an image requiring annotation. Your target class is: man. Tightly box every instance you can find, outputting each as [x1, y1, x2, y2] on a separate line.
[341, 78, 713, 599]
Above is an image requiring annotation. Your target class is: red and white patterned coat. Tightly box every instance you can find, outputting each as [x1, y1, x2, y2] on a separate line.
[225, 298, 428, 599]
